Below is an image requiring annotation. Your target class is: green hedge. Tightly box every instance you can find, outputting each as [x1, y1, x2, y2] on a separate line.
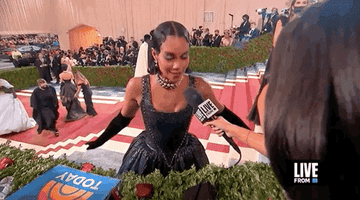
[0, 66, 135, 91]
[118, 162, 286, 200]
[0, 67, 39, 91]
[189, 34, 273, 73]
[72, 66, 134, 88]
[1, 142, 286, 200]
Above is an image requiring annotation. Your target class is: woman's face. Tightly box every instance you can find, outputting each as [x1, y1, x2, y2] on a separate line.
[152, 36, 189, 82]
[38, 81, 47, 89]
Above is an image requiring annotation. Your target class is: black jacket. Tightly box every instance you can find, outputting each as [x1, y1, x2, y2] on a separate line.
[202, 33, 211, 46]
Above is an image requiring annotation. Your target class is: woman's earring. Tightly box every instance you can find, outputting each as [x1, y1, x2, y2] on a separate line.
[154, 60, 158, 69]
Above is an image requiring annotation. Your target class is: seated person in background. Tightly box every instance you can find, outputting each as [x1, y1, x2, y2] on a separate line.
[59, 67, 86, 122]
[220, 29, 233, 47]
[10, 45, 22, 60]
[237, 14, 251, 42]
[30, 78, 59, 136]
[74, 71, 97, 117]
[0, 78, 36, 135]
[242, 22, 260, 42]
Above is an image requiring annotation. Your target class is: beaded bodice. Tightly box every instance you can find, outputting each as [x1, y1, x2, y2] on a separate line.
[140, 74, 195, 152]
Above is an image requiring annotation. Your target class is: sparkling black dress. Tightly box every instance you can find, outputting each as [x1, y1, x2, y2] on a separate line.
[117, 75, 209, 177]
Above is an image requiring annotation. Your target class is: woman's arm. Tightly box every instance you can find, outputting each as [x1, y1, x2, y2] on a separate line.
[120, 77, 141, 118]
[194, 76, 224, 113]
[86, 77, 141, 150]
[204, 116, 267, 156]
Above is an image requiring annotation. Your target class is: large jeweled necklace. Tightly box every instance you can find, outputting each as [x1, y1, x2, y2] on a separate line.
[156, 73, 183, 90]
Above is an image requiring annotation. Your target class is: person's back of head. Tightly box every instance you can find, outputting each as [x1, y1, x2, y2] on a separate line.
[265, 0, 360, 199]
[144, 34, 151, 43]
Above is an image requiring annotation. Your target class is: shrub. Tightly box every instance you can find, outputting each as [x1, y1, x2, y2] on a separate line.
[0, 142, 116, 196]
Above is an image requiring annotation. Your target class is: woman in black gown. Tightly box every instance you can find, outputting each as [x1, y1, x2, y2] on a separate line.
[59, 65, 86, 122]
[74, 71, 97, 117]
[86, 21, 249, 177]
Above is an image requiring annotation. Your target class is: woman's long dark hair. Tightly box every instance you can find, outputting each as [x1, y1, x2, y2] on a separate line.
[265, 0, 360, 199]
[147, 21, 191, 74]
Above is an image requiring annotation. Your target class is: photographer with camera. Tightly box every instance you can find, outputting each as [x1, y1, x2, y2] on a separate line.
[191, 26, 203, 46]
[256, 7, 279, 34]
[236, 14, 251, 42]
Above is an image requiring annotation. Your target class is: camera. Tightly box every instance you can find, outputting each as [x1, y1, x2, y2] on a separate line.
[281, 7, 290, 16]
[256, 8, 267, 15]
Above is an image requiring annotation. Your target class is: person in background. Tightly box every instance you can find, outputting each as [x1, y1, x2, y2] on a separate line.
[211, 29, 222, 47]
[220, 29, 233, 47]
[30, 78, 59, 136]
[0, 78, 36, 135]
[129, 37, 139, 51]
[237, 14, 251, 42]
[10, 45, 22, 60]
[134, 33, 151, 77]
[74, 71, 97, 117]
[59, 66, 86, 122]
[202, 28, 211, 46]
[243, 22, 260, 42]
[262, 7, 279, 34]
[41, 52, 52, 83]
[51, 50, 62, 84]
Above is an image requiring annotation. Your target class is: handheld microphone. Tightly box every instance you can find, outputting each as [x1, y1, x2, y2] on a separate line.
[183, 87, 242, 165]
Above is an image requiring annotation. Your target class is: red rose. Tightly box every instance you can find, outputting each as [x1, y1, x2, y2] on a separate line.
[136, 183, 153, 198]
[111, 188, 122, 200]
[80, 162, 94, 172]
[0, 157, 15, 170]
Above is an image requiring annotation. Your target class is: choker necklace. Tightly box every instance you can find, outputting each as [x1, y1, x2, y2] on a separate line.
[156, 73, 183, 90]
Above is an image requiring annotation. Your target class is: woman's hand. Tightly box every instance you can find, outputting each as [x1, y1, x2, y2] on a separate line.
[204, 116, 234, 138]
[85, 140, 102, 150]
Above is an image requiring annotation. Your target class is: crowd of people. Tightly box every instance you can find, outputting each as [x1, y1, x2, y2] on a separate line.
[0, 34, 59, 49]
[190, 8, 279, 47]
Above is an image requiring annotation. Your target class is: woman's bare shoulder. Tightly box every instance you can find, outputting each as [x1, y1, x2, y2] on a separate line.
[125, 76, 146, 100]
[126, 77, 143, 91]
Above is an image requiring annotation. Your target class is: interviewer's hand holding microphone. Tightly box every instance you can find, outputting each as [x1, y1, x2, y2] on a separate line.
[204, 116, 235, 138]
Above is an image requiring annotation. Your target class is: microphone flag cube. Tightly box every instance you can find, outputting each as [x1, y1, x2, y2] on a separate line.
[194, 99, 219, 123]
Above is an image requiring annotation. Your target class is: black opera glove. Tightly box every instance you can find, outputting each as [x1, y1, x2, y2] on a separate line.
[217, 106, 250, 130]
[86, 110, 133, 150]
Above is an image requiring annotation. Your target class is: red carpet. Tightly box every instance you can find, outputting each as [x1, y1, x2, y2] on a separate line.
[0, 95, 125, 147]
[1, 79, 261, 150]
